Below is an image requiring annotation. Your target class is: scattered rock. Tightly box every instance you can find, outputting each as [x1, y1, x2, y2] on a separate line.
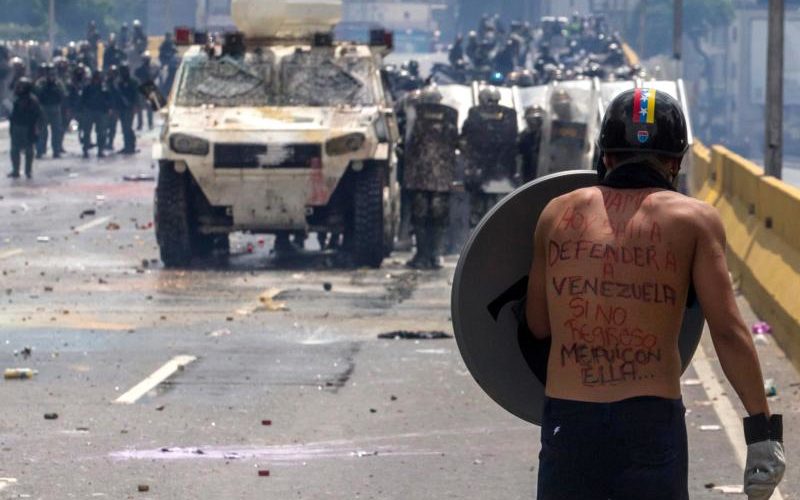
[208, 329, 231, 338]
[44, 413, 58, 420]
[323, 282, 333, 292]
[155, 405, 165, 411]
[105, 222, 120, 231]
[137, 484, 150, 492]
[261, 419, 272, 426]
[79, 209, 96, 219]
[390, 395, 398, 401]
[258, 470, 270, 477]
[369, 408, 377, 413]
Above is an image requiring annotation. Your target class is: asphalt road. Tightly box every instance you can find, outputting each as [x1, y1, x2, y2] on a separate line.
[0, 126, 798, 499]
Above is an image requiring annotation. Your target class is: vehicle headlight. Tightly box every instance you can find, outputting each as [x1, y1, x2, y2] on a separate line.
[325, 133, 366, 156]
[170, 133, 210, 156]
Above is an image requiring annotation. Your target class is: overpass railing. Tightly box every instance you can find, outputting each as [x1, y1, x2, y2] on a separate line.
[691, 143, 800, 365]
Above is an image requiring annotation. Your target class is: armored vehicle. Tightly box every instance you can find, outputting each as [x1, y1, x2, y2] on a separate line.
[153, 0, 400, 268]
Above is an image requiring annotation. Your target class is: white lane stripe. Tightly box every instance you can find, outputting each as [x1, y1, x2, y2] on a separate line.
[692, 343, 785, 500]
[0, 478, 17, 491]
[74, 215, 112, 234]
[114, 355, 197, 404]
[0, 249, 22, 260]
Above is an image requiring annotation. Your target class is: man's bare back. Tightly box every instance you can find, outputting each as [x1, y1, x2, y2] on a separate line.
[527, 185, 712, 403]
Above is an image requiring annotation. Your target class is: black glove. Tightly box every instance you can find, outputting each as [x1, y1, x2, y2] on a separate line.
[743, 414, 785, 500]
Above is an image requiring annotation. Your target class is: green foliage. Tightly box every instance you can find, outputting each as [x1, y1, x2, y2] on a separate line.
[0, 0, 147, 43]
[626, 0, 735, 58]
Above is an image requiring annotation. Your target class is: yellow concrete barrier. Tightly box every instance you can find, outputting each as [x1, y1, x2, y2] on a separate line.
[691, 143, 800, 365]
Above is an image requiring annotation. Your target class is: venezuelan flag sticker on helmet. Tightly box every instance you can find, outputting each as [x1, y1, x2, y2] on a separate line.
[599, 88, 689, 157]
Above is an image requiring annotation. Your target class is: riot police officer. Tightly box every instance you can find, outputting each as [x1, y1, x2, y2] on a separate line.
[403, 86, 459, 270]
[103, 34, 125, 71]
[115, 63, 140, 155]
[132, 20, 148, 57]
[135, 52, 156, 131]
[34, 63, 66, 158]
[518, 105, 545, 183]
[460, 86, 518, 227]
[67, 64, 89, 147]
[158, 33, 178, 94]
[8, 78, 43, 179]
[104, 65, 120, 151]
[80, 70, 111, 158]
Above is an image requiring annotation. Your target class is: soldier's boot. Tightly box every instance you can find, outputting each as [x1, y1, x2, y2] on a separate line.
[427, 225, 446, 270]
[406, 226, 429, 269]
[9, 142, 21, 178]
[24, 145, 34, 179]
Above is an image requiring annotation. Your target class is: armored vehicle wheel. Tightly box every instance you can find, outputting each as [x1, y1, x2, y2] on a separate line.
[352, 164, 386, 268]
[155, 162, 194, 267]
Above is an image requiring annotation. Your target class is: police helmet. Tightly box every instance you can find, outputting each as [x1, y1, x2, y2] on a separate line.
[418, 86, 443, 104]
[599, 88, 689, 157]
[133, 19, 142, 29]
[15, 77, 33, 95]
[508, 71, 534, 88]
[10, 56, 25, 70]
[524, 105, 546, 127]
[478, 86, 501, 106]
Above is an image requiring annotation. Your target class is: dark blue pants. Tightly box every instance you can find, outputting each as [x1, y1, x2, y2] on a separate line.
[537, 396, 689, 500]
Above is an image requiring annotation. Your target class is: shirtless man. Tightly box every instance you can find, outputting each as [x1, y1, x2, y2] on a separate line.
[526, 89, 785, 499]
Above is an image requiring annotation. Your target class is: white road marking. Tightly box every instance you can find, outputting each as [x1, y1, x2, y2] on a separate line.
[74, 215, 112, 234]
[692, 342, 785, 500]
[0, 248, 22, 260]
[114, 355, 197, 404]
[0, 478, 17, 492]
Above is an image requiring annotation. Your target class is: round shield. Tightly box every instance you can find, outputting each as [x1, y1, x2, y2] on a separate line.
[451, 170, 705, 425]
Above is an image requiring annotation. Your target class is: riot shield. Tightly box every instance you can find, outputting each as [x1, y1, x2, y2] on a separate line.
[451, 171, 706, 425]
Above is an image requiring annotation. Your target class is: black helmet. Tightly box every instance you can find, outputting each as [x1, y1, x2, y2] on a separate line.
[599, 88, 688, 158]
[15, 77, 33, 95]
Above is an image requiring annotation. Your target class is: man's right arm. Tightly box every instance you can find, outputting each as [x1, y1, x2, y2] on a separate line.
[691, 202, 770, 417]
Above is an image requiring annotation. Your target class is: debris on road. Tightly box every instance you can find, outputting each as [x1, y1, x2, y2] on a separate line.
[79, 209, 97, 219]
[261, 420, 272, 426]
[699, 425, 722, 431]
[712, 485, 744, 494]
[753, 333, 771, 346]
[257, 289, 288, 312]
[137, 484, 150, 492]
[258, 470, 270, 477]
[13, 347, 32, 359]
[123, 174, 155, 182]
[36, 236, 50, 243]
[752, 321, 772, 334]
[105, 222, 120, 231]
[4, 368, 38, 380]
[681, 379, 702, 386]
[208, 329, 232, 338]
[378, 331, 452, 340]
[765, 378, 778, 397]
[323, 282, 333, 292]
[44, 413, 58, 420]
